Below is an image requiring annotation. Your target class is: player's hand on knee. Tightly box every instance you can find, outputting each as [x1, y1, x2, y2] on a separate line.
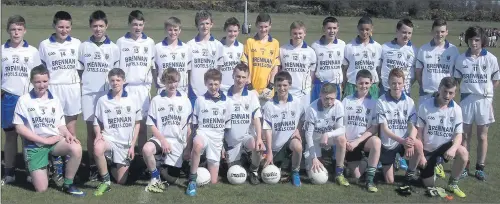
[320, 133, 329, 148]
[311, 158, 324, 173]
[404, 137, 414, 148]
[65, 134, 80, 144]
[127, 148, 135, 160]
[444, 149, 456, 161]
[94, 134, 104, 145]
[160, 139, 171, 154]
[256, 138, 265, 151]
[419, 157, 427, 168]
[405, 147, 414, 158]
[44, 135, 62, 145]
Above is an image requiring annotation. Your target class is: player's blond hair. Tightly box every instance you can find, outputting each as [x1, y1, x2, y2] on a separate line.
[290, 21, 306, 32]
[164, 17, 181, 29]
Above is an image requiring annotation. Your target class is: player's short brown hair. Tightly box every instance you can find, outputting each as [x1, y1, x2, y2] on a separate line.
[6, 15, 25, 31]
[204, 69, 222, 82]
[388, 68, 405, 81]
[320, 83, 337, 95]
[161, 68, 180, 84]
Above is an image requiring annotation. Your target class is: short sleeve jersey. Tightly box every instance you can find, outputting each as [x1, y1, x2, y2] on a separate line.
[186, 35, 224, 96]
[416, 40, 460, 94]
[453, 49, 500, 98]
[219, 38, 244, 93]
[417, 97, 463, 152]
[310, 37, 346, 84]
[343, 37, 382, 84]
[13, 90, 65, 147]
[241, 35, 280, 94]
[78, 36, 120, 95]
[279, 41, 317, 97]
[147, 90, 192, 143]
[342, 94, 377, 141]
[116, 33, 156, 85]
[262, 94, 303, 152]
[192, 91, 232, 141]
[376, 92, 417, 150]
[154, 39, 191, 93]
[225, 86, 261, 146]
[39, 35, 81, 84]
[94, 91, 142, 145]
[304, 99, 344, 148]
[380, 39, 418, 92]
[1, 40, 41, 96]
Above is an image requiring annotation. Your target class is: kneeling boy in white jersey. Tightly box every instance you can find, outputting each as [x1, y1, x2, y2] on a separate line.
[13, 65, 85, 196]
[142, 68, 192, 193]
[224, 63, 263, 185]
[304, 83, 350, 186]
[186, 69, 232, 196]
[342, 70, 381, 192]
[262, 71, 304, 187]
[92, 68, 142, 196]
[416, 77, 468, 198]
[377, 68, 423, 184]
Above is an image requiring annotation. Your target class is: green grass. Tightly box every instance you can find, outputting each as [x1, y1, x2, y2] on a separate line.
[2, 5, 500, 203]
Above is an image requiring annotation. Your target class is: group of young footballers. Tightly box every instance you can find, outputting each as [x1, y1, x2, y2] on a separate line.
[1, 8, 498, 199]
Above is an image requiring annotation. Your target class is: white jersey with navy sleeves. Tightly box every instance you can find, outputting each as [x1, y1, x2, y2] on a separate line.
[380, 39, 418, 92]
[1, 40, 41, 96]
[12, 90, 65, 147]
[342, 93, 377, 141]
[262, 94, 304, 152]
[311, 37, 346, 84]
[154, 39, 191, 93]
[38, 35, 81, 84]
[116, 32, 156, 85]
[78, 36, 120, 95]
[377, 92, 417, 150]
[94, 90, 142, 145]
[417, 97, 463, 152]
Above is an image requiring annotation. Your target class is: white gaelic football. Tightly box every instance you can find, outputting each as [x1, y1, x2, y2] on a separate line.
[261, 165, 281, 184]
[308, 168, 329, 184]
[227, 165, 247, 185]
[196, 167, 211, 186]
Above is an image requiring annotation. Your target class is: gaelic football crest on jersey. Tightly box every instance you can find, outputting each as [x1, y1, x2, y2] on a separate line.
[403, 110, 408, 117]
[291, 111, 296, 117]
[407, 54, 411, 60]
[223, 109, 226, 115]
[270, 50, 274, 56]
[52, 107, 56, 115]
[446, 55, 451, 61]
[177, 105, 183, 113]
[482, 64, 487, 71]
[337, 51, 341, 57]
[372, 52, 375, 57]
[144, 47, 148, 54]
[126, 106, 131, 113]
[24, 57, 29, 63]
[450, 117, 455, 123]
[134, 46, 139, 53]
[212, 51, 216, 56]
[105, 54, 109, 60]
[237, 53, 241, 58]
[181, 53, 185, 59]
[303, 55, 307, 60]
[71, 49, 75, 56]
[366, 109, 371, 115]
[244, 104, 249, 111]
[398, 53, 402, 58]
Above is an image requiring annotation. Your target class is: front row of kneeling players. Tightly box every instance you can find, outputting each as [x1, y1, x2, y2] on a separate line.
[15, 64, 468, 197]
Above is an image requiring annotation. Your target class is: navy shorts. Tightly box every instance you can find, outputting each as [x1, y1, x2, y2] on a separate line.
[380, 144, 405, 166]
[1, 91, 20, 130]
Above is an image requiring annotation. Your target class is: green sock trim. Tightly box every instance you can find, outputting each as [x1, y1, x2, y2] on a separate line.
[63, 178, 73, 186]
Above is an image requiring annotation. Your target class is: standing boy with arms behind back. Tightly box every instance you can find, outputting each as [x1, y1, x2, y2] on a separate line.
[311, 16, 346, 101]
[454, 26, 499, 181]
[241, 13, 280, 103]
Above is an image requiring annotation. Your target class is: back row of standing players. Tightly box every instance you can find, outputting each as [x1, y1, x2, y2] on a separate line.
[1, 9, 499, 197]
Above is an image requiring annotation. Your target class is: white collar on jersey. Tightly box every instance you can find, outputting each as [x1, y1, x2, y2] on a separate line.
[203, 90, 227, 101]
[89, 35, 111, 44]
[288, 40, 308, 48]
[124, 32, 148, 39]
[433, 95, 455, 108]
[355, 36, 375, 44]
[162, 38, 183, 46]
[227, 85, 248, 96]
[384, 91, 407, 103]
[465, 48, 488, 57]
[319, 35, 338, 45]
[106, 88, 128, 100]
[253, 33, 273, 42]
[4, 39, 29, 48]
[272, 93, 293, 104]
[195, 34, 215, 42]
[390, 38, 412, 46]
[429, 39, 450, 48]
[220, 37, 239, 46]
[29, 89, 54, 99]
[49, 34, 72, 43]
[160, 89, 182, 97]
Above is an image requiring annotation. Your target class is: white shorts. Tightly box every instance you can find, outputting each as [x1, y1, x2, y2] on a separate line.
[149, 137, 185, 168]
[124, 84, 151, 117]
[303, 137, 335, 170]
[225, 135, 254, 163]
[102, 138, 132, 166]
[49, 84, 81, 116]
[196, 134, 223, 165]
[460, 94, 495, 125]
[82, 91, 107, 121]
